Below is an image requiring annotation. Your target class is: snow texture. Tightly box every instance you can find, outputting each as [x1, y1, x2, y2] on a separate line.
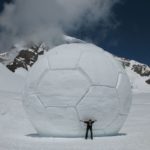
[23, 43, 132, 137]
[15, 68, 28, 78]
[0, 63, 24, 93]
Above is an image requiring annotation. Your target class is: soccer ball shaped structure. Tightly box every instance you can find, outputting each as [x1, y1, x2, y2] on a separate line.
[23, 43, 132, 137]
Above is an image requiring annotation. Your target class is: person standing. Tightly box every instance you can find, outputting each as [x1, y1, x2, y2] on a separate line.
[81, 119, 97, 140]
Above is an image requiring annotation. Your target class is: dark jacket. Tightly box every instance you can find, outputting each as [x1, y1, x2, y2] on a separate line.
[84, 120, 95, 127]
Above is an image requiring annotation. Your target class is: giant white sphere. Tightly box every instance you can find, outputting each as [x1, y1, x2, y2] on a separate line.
[23, 43, 132, 137]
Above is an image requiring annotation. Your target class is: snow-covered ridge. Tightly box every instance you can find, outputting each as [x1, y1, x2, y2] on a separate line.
[116, 57, 150, 93]
[116, 57, 150, 77]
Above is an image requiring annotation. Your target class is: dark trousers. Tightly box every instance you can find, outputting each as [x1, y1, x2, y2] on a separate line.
[85, 126, 93, 139]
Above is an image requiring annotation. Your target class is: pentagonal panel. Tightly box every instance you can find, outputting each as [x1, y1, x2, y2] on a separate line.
[25, 56, 49, 94]
[116, 73, 132, 115]
[23, 94, 53, 136]
[104, 115, 127, 135]
[47, 44, 83, 69]
[77, 86, 120, 129]
[37, 70, 90, 107]
[45, 107, 82, 137]
[78, 51, 119, 87]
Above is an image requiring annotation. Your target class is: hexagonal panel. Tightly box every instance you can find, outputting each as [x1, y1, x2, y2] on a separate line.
[116, 73, 132, 115]
[37, 70, 90, 107]
[78, 51, 119, 87]
[77, 86, 120, 130]
[45, 107, 82, 137]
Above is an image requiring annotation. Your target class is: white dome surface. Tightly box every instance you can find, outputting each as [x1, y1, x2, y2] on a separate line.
[23, 43, 132, 137]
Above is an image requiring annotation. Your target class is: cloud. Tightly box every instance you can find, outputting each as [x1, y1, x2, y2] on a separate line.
[0, 0, 120, 51]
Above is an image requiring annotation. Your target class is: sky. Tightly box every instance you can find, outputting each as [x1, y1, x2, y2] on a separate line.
[0, 0, 150, 65]
[69, 0, 150, 65]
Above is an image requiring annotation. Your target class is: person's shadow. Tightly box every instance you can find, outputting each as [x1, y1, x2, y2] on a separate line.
[26, 133, 127, 138]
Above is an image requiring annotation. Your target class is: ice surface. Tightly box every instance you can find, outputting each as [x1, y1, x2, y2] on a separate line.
[23, 43, 132, 137]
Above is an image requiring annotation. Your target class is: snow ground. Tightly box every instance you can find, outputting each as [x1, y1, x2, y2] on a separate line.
[0, 92, 150, 150]
[0, 64, 25, 93]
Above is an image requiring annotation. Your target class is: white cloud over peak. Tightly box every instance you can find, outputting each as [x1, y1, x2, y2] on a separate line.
[0, 0, 120, 51]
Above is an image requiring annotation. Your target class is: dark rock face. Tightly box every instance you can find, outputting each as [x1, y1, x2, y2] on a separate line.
[132, 64, 150, 77]
[122, 61, 130, 68]
[117, 57, 150, 86]
[7, 43, 46, 72]
[146, 79, 150, 85]
[123, 61, 130, 67]
[119, 58, 150, 77]
[116, 57, 130, 68]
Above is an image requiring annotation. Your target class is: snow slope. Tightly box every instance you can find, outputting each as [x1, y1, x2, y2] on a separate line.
[0, 63, 24, 93]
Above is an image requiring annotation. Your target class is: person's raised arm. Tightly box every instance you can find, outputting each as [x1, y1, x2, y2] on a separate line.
[80, 120, 89, 123]
[92, 120, 97, 123]
[80, 120, 84, 122]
